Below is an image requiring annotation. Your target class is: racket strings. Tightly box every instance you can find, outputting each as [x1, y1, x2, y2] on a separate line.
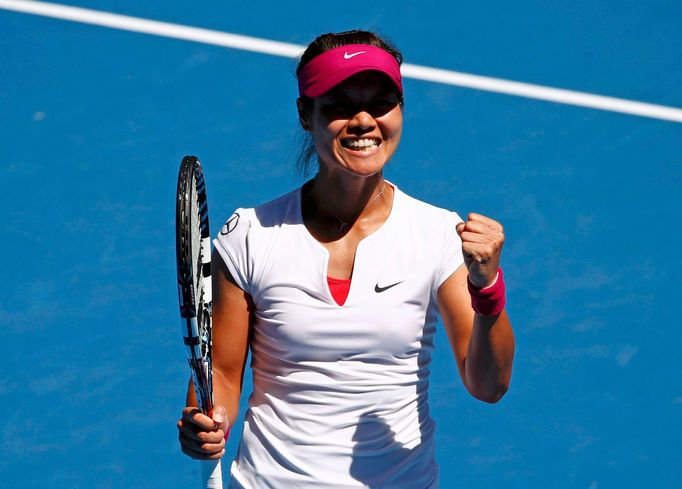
[177, 156, 214, 413]
[190, 169, 214, 409]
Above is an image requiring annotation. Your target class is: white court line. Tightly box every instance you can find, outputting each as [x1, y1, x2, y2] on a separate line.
[2, 0, 681, 123]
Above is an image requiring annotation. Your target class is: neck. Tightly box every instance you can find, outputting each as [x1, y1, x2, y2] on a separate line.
[303, 170, 392, 236]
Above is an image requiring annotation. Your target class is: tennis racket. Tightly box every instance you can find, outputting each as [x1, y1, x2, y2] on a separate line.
[175, 155, 223, 488]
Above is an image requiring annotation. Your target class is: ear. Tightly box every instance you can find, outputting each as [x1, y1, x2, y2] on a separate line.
[297, 98, 311, 131]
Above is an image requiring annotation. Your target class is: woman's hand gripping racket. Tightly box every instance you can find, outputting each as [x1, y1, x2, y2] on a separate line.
[176, 156, 224, 488]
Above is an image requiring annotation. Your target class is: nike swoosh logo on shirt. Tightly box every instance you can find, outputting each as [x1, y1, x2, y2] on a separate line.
[344, 51, 366, 59]
[374, 281, 404, 293]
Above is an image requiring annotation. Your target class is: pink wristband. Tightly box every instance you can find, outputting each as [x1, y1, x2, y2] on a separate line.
[468, 267, 506, 316]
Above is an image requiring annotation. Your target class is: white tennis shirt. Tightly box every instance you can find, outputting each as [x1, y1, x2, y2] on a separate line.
[213, 183, 464, 488]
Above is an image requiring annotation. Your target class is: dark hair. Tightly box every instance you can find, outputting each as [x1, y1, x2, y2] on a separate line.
[295, 30, 404, 177]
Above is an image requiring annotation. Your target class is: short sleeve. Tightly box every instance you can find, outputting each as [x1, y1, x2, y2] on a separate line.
[433, 211, 465, 290]
[212, 209, 252, 293]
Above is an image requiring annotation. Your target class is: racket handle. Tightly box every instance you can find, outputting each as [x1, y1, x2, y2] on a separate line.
[201, 459, 223, 489]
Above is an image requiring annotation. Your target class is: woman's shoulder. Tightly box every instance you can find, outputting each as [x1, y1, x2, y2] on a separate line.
[394, 184, 462, 225]
[221, 186, 302, 233]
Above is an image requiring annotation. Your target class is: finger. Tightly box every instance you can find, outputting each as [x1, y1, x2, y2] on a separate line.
[180, 429, 225, 452]
[461, 219, 504, 236]
[467, 213, 504, 232]
[461, 242, 501, 264]
[455, 221, 465, 236]
[459, 230, 504, 252]
[458, 231, 497, 245]
[177, 419, 200, 443]
[177, 419, 225, 443]
[180, 438, 226, 461]
[211, 405, 228, 434]
[179, 428, 226, 454]
[182, 407, 216, 431]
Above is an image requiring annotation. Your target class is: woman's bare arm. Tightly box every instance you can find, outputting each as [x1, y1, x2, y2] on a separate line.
[437, 212, 515, 403]
[178, 248, 252, 459]
[437, 265, 515, 403]
[210, 248, 253, 425]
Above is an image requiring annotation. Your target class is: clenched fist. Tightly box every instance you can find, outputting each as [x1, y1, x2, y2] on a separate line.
[177, 405, 228, 460]
[456, 213, 505, 289]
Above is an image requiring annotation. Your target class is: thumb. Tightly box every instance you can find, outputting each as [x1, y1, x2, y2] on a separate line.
[456, 221, 465, 236]
[211, 405, 228, 432]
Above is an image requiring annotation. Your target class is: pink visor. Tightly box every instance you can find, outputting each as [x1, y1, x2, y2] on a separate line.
[298, 44, 403, 98]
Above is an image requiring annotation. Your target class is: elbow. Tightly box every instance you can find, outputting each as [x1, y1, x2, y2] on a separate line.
[468, 382, 510, 404]
[462, 356, 514, 404]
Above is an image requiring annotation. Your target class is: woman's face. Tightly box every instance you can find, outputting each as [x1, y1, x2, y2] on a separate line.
[300, 71, 403, 178]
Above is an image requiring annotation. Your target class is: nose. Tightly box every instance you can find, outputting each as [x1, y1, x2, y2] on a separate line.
[347, 110, 375, 133]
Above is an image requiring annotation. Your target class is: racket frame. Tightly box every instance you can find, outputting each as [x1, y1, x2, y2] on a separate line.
[175, 155, 223, 488]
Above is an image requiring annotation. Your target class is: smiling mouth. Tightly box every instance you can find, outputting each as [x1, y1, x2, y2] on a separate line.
[341, 138, 381, 152]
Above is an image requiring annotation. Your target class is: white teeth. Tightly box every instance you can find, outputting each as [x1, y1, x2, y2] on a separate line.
[344, 138, 379, 151]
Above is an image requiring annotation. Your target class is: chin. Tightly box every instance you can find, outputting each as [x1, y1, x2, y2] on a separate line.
[338, 151, 392, 177]
[339, 161, 387, 178]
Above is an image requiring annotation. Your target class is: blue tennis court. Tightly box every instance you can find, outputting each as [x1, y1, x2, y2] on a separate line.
[1, 1, 681, 487]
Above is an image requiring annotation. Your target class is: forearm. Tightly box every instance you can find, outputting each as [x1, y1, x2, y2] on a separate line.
[464, 309, 515, 403]
[185, 368, 241, 426]
[212, 367, 242, 427]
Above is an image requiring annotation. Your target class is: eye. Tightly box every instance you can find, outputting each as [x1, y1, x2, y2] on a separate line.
[327, 101, 350, 111]
[371, 99, 394, 109]
[319, 100, 355, 118]
[369, 98, 398, 116]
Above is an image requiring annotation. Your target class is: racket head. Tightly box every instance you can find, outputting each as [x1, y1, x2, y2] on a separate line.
[176, 155, 214, 414]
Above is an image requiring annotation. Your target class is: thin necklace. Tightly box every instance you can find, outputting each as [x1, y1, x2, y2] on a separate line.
[336, 182, 386, 233]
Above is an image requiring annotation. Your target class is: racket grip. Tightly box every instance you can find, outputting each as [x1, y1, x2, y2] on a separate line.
[201, 459, 223, 489]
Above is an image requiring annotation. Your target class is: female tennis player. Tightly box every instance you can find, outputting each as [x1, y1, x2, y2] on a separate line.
[177, 30, 515, 488]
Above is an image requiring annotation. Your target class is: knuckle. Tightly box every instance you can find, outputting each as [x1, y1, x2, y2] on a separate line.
[202, 430, 220, 443]
[208, 449, 226, 460]
[196, 431, 210, 443]
[201, 442, 220, 455]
